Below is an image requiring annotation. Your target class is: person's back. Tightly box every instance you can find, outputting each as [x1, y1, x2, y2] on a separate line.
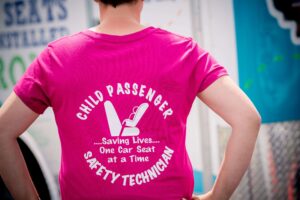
[13, 23, 228, 199]
[0, 0, 261, 200]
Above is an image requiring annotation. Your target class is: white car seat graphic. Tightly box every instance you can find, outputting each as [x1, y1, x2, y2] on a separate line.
[104, 101, 149, 137]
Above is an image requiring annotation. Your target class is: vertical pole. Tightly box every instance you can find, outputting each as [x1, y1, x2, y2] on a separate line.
[85, 0, 96, 27]
[199, 103, 214, 192]
[190, 0, 214, 193]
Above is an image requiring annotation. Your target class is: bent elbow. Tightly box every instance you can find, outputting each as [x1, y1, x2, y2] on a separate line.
[248, 111, 262, 135]
[252, 112, 262, 134]
[248, 110, 262, 130]
[231, 110, 262, 132]
[250, 109, 262, 128]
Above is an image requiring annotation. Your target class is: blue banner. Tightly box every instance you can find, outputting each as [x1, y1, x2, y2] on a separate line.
[233, 0, 300, 123]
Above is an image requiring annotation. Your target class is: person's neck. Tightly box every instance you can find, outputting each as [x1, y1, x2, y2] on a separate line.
[91, 4, 145, 35]
[92, 19, 146, 35]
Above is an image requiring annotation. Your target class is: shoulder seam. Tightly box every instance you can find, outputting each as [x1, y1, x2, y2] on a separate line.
[48, 31, 83, 47]
[156, 28, 193, 41]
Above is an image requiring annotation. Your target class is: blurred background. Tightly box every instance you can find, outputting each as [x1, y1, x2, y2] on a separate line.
[0, 0, 299, 199]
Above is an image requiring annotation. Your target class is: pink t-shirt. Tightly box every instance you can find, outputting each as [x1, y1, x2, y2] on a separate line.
[14, 26, 228, 200]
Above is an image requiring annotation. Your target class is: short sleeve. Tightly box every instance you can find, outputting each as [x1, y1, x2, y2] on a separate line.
[191, 41, 229, 94]
[13, 48, 51, 114]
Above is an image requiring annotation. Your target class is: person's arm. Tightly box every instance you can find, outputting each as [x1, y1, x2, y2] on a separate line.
[195, 75, 261, 200]
[0, 92, 40, 200]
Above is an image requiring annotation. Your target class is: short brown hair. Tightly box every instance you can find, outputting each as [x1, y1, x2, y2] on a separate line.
[94, 0, 138, 8]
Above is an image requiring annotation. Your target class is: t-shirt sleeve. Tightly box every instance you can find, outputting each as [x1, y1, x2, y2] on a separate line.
[13, 47, 51, 114]
[190, 40, 229, 94]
